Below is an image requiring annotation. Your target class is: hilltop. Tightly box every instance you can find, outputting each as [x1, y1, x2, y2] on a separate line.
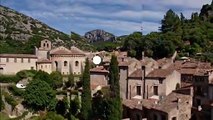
[0, 5, 94, 54]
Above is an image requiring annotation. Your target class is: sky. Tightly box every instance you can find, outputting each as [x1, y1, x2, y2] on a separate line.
[0, 0, 212, 36]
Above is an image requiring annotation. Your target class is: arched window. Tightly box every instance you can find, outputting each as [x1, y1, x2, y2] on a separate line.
[43, 43, 46, 47]
[0, 68, 3, 74]
[47, 43, 49, 48]
[64, 61, 68, 67]
[75, 61, 79, 67]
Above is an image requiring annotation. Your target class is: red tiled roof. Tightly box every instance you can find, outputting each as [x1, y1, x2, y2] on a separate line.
[146, 69, 174, 78]
[50, 49, 72, 55]
[0, 54, 37, 58]
[37, 59, 52, 63]
[157, 58, 172, 67]
[90, 66, 109, 73]
[179, 68, 197, 75]
[129, 69, 143, 78]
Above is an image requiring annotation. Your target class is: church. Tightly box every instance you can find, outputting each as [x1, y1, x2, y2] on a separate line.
[0, 39, 86, 75]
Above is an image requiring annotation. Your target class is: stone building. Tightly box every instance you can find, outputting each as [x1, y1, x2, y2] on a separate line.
[123, 92, 192, 120]
[0, 39, 86, 75]
[0, 54, 37, 74]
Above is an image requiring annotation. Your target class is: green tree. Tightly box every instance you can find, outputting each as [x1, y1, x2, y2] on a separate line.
[0, 86, 4, 111]
[33, 70, 51, 86]
[92, 90, 108, 120]
[23, 79, 56, 111]
[81, 58, 92, 120]
[161, 9, 181, 33]
[44, 112, 65, 120]
[70, 96, 80, 116]
[107, 55, 122, 120]
[50, 71, 63, 89]
[66, 73, 75, 88]
[123, 32, 143, 59]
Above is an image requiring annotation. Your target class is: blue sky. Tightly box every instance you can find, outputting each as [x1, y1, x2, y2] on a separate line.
[0, 0, 212, 36]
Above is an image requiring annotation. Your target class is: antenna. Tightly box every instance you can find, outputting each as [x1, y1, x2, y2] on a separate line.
[141, 4, 144, 36]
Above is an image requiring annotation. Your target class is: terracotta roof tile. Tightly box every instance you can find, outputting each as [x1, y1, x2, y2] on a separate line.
[146, 69, 174, 78]
[90, 66, 109, 73]
[123, 92, 191, 113]
[37, 59, 52, 63]
[0, 54, 37, 58]
[129, 69, 143, 78]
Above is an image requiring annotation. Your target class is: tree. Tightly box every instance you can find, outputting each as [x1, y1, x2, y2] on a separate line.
[0, 86, 4, 111]
[92, 90, 108, 120]
[107, 55, 122, 120]
[33, 70, 52, 86]
[56, 100, 66, 116]
[70, 96, 80, 116]
[123, 32, 143, 59]
[44, 111, 65, 120]
[81, 58, 92, 120]
[161, 9, 181, 33]
[66, 73, 75, 88]
[23, 79, 56, 111]
[50, 71, 63, 89]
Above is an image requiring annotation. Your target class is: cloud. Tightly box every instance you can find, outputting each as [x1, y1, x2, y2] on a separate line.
[1, 0, 212, 36]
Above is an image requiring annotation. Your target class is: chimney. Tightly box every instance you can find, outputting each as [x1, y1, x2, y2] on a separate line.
[142, 66, 146, 99]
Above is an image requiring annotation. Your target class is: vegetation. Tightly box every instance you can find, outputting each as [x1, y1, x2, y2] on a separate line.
[50, 71, 63, 89]
[0, 87, 4, 111]
[23, 79, 56, 111]
[66, 73, 75, 88]
[0, 75, 20, 83]
[107, 55, 122, 120]
[81, 58, 92, 120]
[3, 92, 18, 109]
[8, 85, 24, 97]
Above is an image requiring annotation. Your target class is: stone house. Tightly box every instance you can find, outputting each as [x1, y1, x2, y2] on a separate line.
[144, 69, 181, 99]
[123, 92, 192, 120]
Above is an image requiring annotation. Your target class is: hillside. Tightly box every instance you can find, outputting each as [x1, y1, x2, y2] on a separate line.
[0, 5, 94, 54]
[84, 29, 116, 43]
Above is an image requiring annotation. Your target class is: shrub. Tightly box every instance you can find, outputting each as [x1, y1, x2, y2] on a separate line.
[8, 85, 24, 97]
[0, 75, 20, 83]
[3, 92, 18, 109]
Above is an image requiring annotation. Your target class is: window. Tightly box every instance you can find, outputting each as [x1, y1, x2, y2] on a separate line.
[136, 86, 141, 95]
[161, 115, 166, 120]
[153, 114, 157, 120]
[136, 114, 140, 120]
[28, 58, 30, 63]
[0, 68, 3, 74]
[6, 58, 9, 62]
[75, 61, 79, 67]
[14, 58, 17, 63]
[21, 58, 24, 63]
[196, 98, 201, 106]
[159, 78, 163, 84]
[172, 117, 177, 120]
[64, 61, 68, 67]
[47, 43, 49, 48]
[45, 65, 47, 68]
[41, 65, 43, 69]
[31, 67, 34, 70]
[154, 86, 158, 95]
[43, 43, 46, 47]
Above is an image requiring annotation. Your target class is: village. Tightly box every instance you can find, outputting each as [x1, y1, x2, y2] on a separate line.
[0, 39, 213, 120]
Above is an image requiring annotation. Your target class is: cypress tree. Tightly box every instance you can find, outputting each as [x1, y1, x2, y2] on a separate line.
[107, 55, 122, 120]
[0, 86, 3, 111]
[81, 58, 92, 120]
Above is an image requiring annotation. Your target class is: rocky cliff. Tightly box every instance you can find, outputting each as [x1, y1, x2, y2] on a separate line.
[84, 29, 116, 43]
